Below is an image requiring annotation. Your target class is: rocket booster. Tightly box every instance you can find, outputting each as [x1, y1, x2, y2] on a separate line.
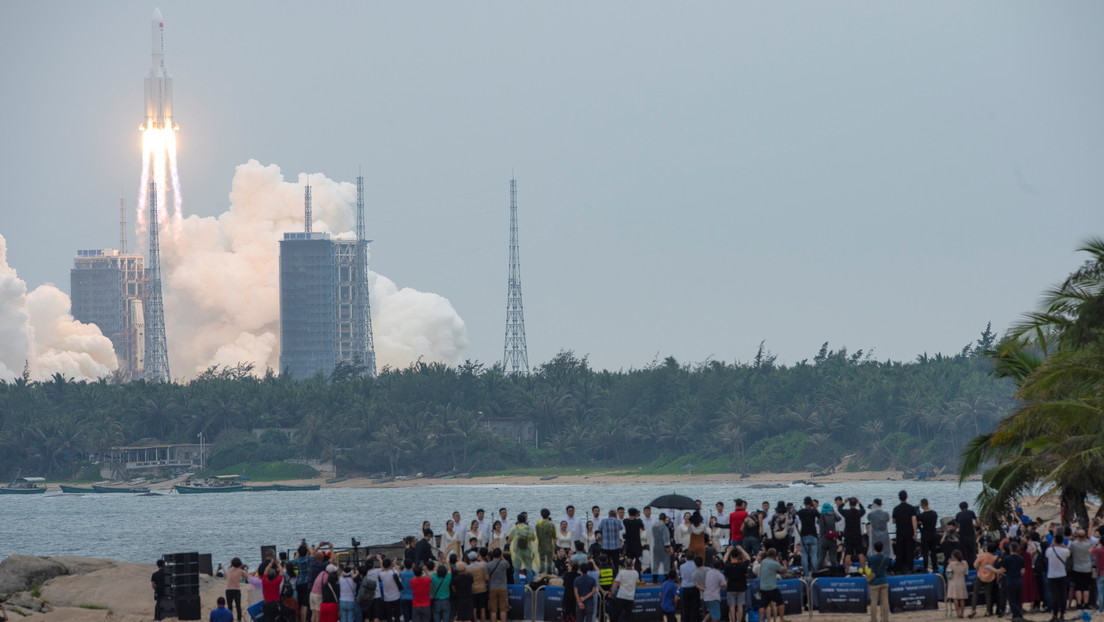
[143, 7, 174, 130]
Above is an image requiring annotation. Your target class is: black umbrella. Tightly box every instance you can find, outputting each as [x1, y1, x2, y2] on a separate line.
[648, 493, 698, 510]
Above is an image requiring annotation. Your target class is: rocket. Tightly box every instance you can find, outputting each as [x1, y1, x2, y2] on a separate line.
[143, 8, 174, 131]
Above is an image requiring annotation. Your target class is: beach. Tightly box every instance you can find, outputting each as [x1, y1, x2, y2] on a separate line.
[41, 470, 978, 493]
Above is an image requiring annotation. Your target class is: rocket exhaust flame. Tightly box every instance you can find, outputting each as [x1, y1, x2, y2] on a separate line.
[136, 8, 181, 236]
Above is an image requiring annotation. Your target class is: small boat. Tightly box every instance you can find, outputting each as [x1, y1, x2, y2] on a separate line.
[59, 485, 96, 493]
[1, 477, 48, 494]
[273, 484, 320, 492]
[245, 484, 280, 492]
[173, 474, 246, 494]
[93, 484, 152, 493]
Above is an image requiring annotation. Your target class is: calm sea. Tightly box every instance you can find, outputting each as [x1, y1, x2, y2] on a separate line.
[0, 480, 981, 565]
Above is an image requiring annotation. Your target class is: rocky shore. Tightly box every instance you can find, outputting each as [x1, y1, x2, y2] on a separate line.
[0, 555, 224, 622]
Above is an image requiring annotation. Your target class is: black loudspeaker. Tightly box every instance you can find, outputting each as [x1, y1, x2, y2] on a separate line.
[175, 596, 201, 621]
[199, 553, 213, 576]
[164, 552, 202, 620]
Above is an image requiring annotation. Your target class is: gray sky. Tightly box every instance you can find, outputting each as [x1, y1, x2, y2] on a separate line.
[1, 1, 1101, 372]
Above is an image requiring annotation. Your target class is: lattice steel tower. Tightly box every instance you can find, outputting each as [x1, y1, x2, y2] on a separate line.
[143, 180, 171, 381]
[502, 177, 529, 374]
[355, 174, 377, 377]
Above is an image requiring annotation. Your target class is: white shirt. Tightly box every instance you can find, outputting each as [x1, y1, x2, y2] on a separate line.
[565, 515, 583, 541]
[679, 560, 697, 588]
[614, 569, 639, 601]
[1046, 545, 1070, 579]
[379, 569, 402, 602]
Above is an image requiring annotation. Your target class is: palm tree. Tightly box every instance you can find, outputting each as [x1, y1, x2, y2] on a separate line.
[962, 237, 1104, 526]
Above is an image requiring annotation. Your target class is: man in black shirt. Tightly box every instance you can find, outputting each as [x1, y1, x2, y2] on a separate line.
[796, 497, 820, 575]
[151, 559, 167, 621]
[622, 508, 646, 561]
[838, 498, 866, 571]
[415, 529, 436, 566]
[917, 499, 939, 573]
[722, 546, 750, 622]
[891, 490, 918, 574]
[955, 502, 980, 566]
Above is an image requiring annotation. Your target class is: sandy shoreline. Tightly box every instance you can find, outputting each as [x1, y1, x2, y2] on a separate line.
[50, 469, 979, 492]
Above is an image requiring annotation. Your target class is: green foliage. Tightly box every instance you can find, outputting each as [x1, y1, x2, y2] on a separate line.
[961, 237, 1104, 527]
[206, 436, 293, 470]
[201, 461, 318, 482]
[68, 463, 102, 483]
[744, 432, 810, 472]
[0, 334, 1014, 479]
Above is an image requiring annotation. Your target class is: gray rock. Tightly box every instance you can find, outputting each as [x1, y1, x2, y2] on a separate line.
[0, 555, 117, 599]
[0, 555, 68, 599]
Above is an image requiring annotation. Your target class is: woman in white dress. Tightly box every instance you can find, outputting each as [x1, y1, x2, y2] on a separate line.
[708, 516, 727, 548]
[584, 521, 597, 550]
[488, 520, 506, 550]
[466, 520, 484, 549]
[439, 519, 462, 561]
[557, 521, 574, 551]
[676, 513, 693, 551]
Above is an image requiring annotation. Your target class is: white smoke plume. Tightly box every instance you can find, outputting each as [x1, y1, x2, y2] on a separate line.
[160, 159, 468, 376]
[0, 234, 119, 381]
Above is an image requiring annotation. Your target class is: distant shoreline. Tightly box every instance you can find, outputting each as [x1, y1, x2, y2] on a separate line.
[49, 469, 980, 492]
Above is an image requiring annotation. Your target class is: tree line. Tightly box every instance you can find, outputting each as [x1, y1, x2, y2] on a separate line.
[0, 328, 1013, 480]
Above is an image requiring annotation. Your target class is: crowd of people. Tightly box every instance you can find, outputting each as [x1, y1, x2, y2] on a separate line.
[165, 491, 1104, 622]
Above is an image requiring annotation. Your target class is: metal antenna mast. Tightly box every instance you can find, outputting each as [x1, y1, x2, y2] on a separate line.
[143, 181, 171, 381]
[119, 196, 128, 253]
[355, 173, 377, 377]
[502, 177, 529, 374]
[304, 179, 313, 233]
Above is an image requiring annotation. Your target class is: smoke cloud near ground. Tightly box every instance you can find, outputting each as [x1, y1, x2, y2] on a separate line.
[160, 159, 468, 376]
[0, 234, 119, 381]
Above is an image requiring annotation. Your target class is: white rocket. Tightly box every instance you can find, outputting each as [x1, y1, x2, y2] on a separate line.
[143, 8, 174, 131]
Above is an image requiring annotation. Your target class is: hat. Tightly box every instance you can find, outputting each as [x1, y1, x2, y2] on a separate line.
[467, 552, 477, 560]
[1014, 507, 1023, 512]
[821, 503, 833, 514]
[326, 564, 337, 573]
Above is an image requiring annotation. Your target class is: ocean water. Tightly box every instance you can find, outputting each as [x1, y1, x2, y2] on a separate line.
[0, 479, 982, 565]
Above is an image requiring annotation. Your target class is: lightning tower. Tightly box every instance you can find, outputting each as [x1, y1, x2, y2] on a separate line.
[355, 174, 378, 376]
[143, 181, 170, 381]
[502, 177, 529, 374]
[119, 197, 128, 253]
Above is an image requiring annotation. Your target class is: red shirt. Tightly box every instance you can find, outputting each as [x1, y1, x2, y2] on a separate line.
[729, 510, 748, 543]
[261, 574, 283, 602]
[410, 576, 432, 608]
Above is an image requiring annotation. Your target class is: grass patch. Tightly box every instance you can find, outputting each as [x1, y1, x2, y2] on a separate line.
[78, 604, 109, 610]
[200, 461, 318, 482]
[7, 606, 29, 616]
[30, 587, 41, 599]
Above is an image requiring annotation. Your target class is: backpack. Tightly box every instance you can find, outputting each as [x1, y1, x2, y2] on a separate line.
[281, 577, 295, 599]
[356, 578, 377, 607]
[515, 527, 531, 548]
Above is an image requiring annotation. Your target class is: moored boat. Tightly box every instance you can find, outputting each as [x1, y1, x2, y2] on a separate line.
[1, 477, 48, 494]
[59, 484, 96, 493]
[174, 483, 245, 494]
[273, 484, 320, 491]
[92, 485, 152, 494]
[173, 474, 246, 494]
[245, 484, 280, 492]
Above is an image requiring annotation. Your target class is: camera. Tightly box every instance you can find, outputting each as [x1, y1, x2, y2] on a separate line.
[351, 538, 361, 547]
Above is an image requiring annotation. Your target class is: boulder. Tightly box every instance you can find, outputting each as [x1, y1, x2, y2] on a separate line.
[0, 555, 69, 599]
